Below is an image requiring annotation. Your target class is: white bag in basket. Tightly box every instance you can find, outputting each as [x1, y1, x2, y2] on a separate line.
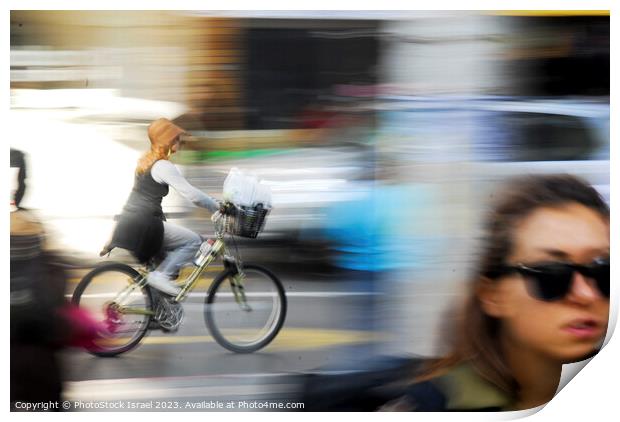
[223, 167, 258, 207]
[253, 181, 272, 208]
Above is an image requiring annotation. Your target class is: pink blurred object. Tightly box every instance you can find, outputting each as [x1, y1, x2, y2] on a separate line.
[58, 305, 108, 349]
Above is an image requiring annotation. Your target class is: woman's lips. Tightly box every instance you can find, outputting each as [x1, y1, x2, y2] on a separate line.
[563, 319, 605, 339]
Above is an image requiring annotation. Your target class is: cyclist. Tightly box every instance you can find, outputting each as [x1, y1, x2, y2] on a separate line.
[107, 118, 219, 296]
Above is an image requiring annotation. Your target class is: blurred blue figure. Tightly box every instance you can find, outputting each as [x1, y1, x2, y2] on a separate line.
[322, 167, 436, 368]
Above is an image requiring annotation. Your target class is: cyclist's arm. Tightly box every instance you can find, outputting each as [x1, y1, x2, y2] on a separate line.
[151, 160, 219, 213]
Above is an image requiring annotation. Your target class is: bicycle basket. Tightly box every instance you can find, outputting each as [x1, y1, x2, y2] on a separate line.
[223, 204, 270, 238]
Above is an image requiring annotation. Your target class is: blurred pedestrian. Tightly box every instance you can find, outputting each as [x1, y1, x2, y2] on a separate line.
[320, 158, 428, 368]
[11, 149, 66, 409]
[105, 118, 219, 296]
[381, 174, 609, 411]
[11, 149, 108, 411]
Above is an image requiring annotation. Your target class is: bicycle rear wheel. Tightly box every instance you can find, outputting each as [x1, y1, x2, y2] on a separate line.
[204, 264, 287, 353]
[71, 262, 153, 357]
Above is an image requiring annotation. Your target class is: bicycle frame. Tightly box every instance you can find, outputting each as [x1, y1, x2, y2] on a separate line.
[76, 202, 286, 356]
[111, 235, 246, 318]
[110, 208, 249, 317]
[174, 237, 225, 302]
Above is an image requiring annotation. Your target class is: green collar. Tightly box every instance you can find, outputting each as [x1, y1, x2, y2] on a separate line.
[435, 363, 515, 410]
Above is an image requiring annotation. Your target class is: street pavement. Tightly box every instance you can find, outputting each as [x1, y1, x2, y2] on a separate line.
[60, 263, 465, 411]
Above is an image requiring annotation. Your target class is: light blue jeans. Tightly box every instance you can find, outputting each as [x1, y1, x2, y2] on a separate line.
[155, 222, 202, 279]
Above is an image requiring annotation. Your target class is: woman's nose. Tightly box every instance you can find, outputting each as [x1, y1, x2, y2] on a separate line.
[566, 271, 603, 304]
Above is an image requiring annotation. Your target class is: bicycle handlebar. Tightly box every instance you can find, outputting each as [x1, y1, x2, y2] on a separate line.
[211, 201, 236, 224]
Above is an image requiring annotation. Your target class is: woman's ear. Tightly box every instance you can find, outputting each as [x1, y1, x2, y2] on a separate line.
[477, 276, 506, 318]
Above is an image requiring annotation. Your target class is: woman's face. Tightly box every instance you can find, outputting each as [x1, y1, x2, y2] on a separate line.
[484, 203, 610, 363]
[170, 136, 181, 154]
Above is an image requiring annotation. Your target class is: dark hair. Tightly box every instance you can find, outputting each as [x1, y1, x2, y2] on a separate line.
[10, 148, 27, 208]
[481, 174, 609, 279]
[416, 174, 609, 395]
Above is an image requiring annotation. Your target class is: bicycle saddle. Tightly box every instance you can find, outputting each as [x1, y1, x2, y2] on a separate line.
[99, 243, 115, 257]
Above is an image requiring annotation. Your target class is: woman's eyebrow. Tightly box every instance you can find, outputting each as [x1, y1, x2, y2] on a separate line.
[537, 247, 610, 259]
[538, 249, 570, 259]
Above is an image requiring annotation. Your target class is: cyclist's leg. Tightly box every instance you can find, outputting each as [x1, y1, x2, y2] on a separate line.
[147, 222, 201, 295]
[159, 222, 202, 277]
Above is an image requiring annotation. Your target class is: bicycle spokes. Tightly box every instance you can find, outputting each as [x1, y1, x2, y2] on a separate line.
[73, 264, 153, 356]
[112, 275, 146, 306]
[104, 302, 122, 334]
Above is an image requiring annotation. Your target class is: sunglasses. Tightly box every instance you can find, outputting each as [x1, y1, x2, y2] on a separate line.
[491, 258, 609, 302]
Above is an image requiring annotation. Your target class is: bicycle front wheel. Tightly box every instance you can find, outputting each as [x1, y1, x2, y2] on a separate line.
[205, 264, 287, 353]
[71, 262, 153, 357]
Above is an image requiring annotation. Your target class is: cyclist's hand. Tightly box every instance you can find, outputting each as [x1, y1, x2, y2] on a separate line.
[217, 200, 226, 213]
[218, 200, 233, 215]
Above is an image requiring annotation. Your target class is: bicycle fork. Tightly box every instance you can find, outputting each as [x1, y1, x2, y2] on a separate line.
[231, 272, 252, 312]
[223, 257, 252, 312]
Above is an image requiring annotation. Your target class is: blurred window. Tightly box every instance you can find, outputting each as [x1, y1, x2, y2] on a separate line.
[509, 16, 609, 96]
[244, 25, 379, 130]
[498, 112, 602, 161]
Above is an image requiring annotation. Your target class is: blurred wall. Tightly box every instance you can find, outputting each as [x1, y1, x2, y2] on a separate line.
[11, 11, 193, 104]
[381, 13, 512, 95]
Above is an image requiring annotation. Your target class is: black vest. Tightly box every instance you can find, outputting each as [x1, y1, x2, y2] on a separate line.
[123, 167, 169, 219]
[110, 165, 169, 263]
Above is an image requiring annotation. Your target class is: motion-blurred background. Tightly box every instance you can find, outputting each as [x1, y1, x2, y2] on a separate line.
[10, 10, 609, 409]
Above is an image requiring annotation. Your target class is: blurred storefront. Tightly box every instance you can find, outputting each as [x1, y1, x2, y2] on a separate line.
[11, 10, 608, 130]
[9, 11, 610, 361]
[9, 10, 609, 270]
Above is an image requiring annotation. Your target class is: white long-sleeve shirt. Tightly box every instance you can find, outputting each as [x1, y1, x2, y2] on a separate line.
[151, 160, 218, 213]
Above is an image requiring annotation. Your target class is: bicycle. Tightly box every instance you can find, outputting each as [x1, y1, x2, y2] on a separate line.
[71, 202, 287, 357]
